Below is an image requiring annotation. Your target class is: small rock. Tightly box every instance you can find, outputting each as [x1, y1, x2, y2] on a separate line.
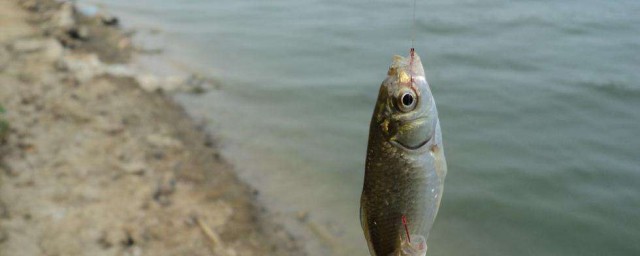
[118, 37, 132, 50]
[60, 53, 104, 82]
[43, 39, 64, 62]
[146, 134, 183, 149]
[203, 136, 215, 148]
[104, 64, 134, 77]
[224, 248, 238, 256]
[135, 74, 160, 92]
[152, 151, 164, 160]
[52, 2, 76, 29]
[21, 0, 39, 11]
[122, 230, 136, 247]
[120, 162, 147, 175]
[163, 76, 185, 91]
[153, 174, 176, 206]
[100, 14, 119, 26]
[123, 246, 142, 256]
[185, 74, 206, 87]
[97, 229, 125, 249]
[296, 210, 310, 222]
[68, 26, 90, 41]
[95, 116, 125, 134]
[11, 39, 46, 53]
[136, 74, 207, 93]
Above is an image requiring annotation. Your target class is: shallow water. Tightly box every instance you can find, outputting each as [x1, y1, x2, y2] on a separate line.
[82, 0, 640, 255]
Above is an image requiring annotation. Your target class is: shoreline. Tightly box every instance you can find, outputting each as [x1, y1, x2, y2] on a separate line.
[0, 0, 304, 255]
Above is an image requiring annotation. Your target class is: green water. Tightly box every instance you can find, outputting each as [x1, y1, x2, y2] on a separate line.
[84, 0, 639, 255]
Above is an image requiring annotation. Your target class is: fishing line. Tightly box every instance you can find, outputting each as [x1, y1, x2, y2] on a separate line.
[409, 0, 417, 76]
[411, 0, 417, 50]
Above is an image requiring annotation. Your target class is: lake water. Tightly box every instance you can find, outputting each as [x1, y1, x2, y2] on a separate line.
[81, 0, 640, 255]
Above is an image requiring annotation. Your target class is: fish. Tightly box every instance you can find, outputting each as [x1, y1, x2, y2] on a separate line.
[360, 50, 447, 256]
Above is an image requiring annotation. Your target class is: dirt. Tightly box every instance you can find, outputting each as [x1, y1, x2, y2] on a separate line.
[0, 0, 304, 255]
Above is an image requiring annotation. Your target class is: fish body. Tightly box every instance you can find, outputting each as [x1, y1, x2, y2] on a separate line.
[360, 52, 447, 256]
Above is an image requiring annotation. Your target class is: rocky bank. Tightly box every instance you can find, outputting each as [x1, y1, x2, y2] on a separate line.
[0, 0, 304, 255]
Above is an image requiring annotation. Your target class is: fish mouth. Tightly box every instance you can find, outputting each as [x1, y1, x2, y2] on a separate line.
[388, 117, 434, 151]
[391, 136, 431, 151]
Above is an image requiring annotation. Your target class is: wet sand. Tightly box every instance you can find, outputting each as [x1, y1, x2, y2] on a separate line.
[0, 0, 304, 255]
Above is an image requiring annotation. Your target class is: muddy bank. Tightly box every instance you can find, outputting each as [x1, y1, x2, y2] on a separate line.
[0, 0, 303, 255]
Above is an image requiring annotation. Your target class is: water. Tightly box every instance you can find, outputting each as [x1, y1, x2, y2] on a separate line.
[82, 0, 640, 255]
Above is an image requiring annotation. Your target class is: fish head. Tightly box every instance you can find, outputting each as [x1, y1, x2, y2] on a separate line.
[373, 52, 437, 150]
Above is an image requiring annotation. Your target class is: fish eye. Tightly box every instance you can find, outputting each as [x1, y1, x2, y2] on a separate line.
[402, 93, 414, 106]
[397, 90, 417, 112]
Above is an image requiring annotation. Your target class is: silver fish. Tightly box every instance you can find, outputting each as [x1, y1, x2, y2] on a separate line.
[360, 51, 447, 256]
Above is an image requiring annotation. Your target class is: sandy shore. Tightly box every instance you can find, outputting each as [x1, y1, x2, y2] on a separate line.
[0, 0, 304, 255]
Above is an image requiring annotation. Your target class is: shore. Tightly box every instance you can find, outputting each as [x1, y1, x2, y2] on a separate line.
[0, 0, 304, 255]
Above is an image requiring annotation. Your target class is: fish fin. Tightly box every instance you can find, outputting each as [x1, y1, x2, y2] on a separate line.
[399, 235, 428, 256]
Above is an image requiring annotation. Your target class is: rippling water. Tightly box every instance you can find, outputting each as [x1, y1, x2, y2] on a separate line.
[82, 0, 640, 255]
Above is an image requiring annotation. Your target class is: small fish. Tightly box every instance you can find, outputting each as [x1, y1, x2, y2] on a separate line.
[360, 50, 447, 256]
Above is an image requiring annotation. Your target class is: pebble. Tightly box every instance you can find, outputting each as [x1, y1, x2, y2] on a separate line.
[52, 2, 75, 29]
[120, 162, 147, 176]
[153, 174, 176, 206]
[68, 26, 90, 41]
[135, 74, 160, 92]
[20, 0, 39, 11]
[135, 74, 182, 93]
[100, 14, 119, 26]
[146, 134, 183, 149]
[296, 210, 310, 222]
[59, 53, 103, 83]
[43, 39, 64, 61]
[103, 64, 135, 77]
[135, 74, 213, 93]
[123, 246, 142, 256]
[11, 39, 46, 53]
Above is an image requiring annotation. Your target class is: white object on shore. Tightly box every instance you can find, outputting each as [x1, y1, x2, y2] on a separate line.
[58, 51, 211, 93]
[135, 74, 207, 93]
[60, 53, 103, 82]
[145, 134, 183, 149]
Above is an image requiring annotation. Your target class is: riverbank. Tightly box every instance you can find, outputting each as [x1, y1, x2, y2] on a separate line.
[0, 0, 303, 255]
